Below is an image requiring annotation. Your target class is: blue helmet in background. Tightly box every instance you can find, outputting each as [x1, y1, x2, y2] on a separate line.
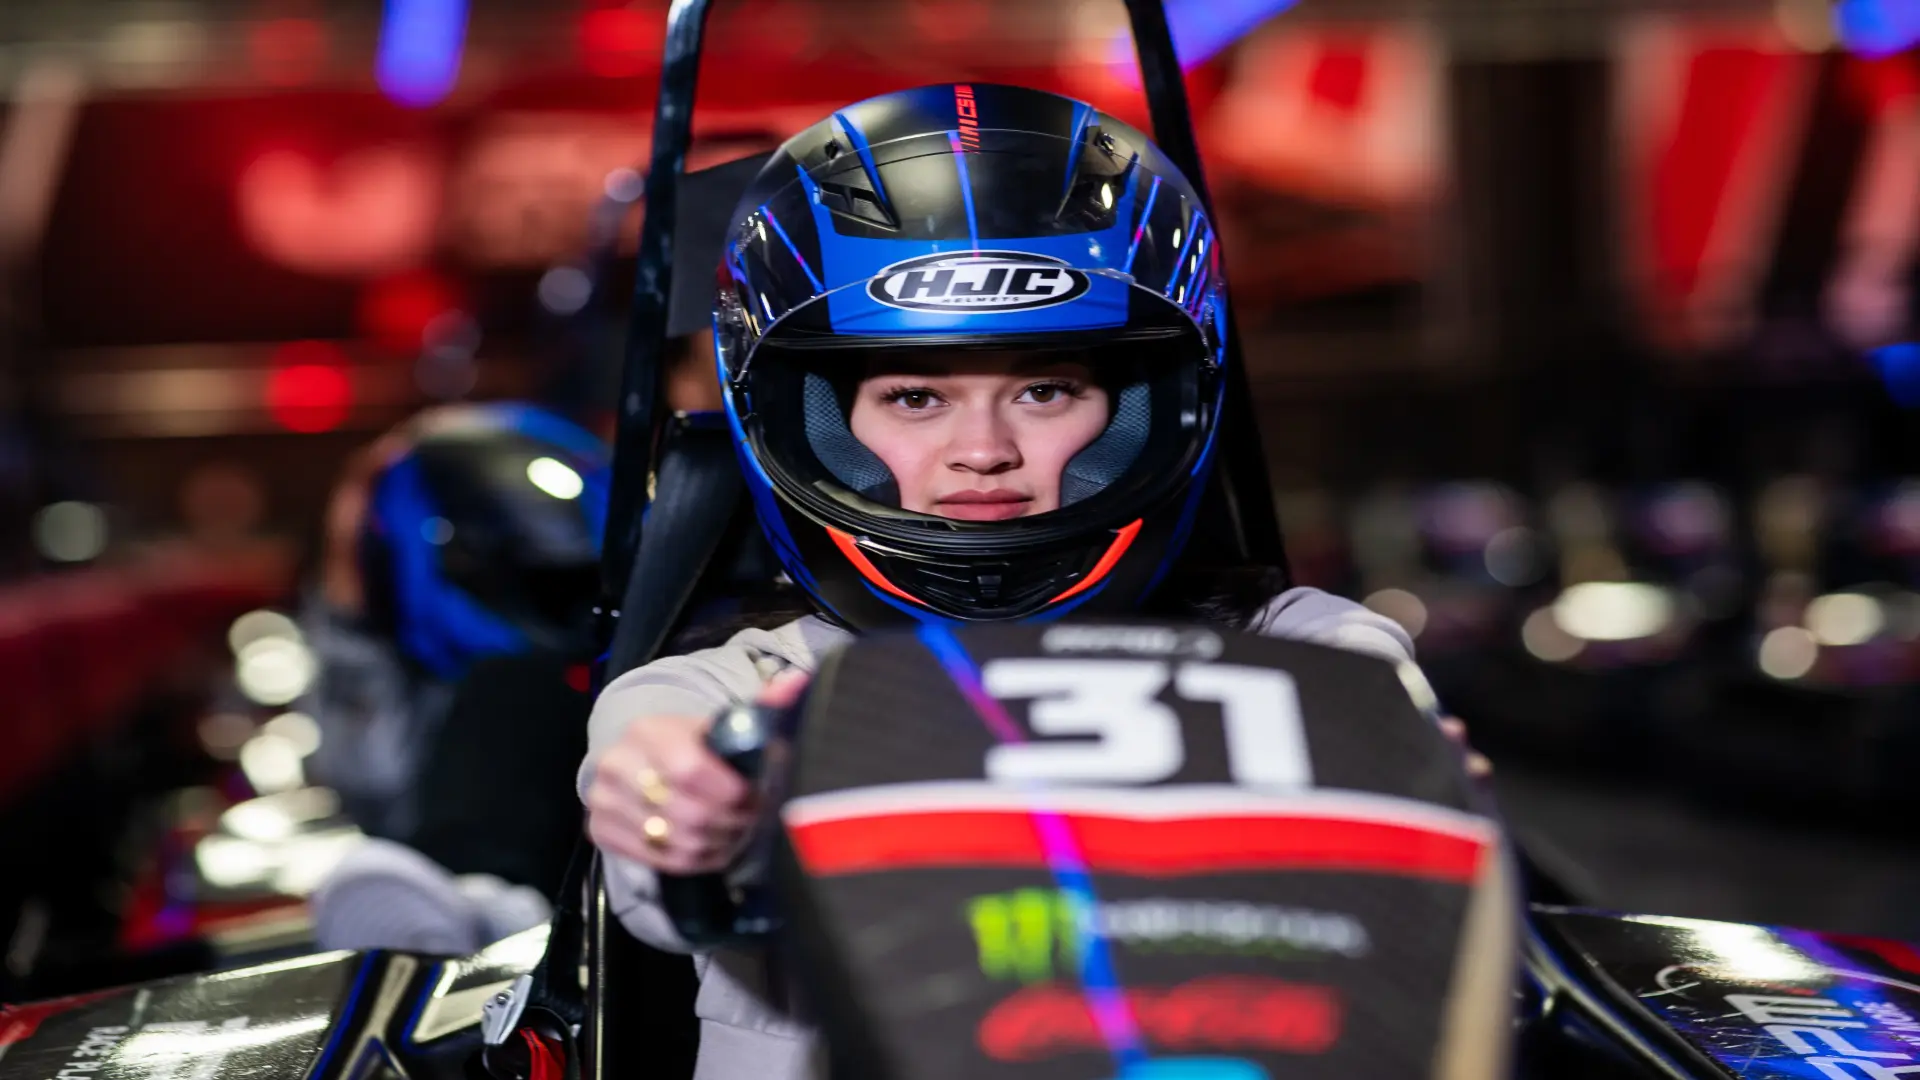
[714, 83, 1230, 629]
[361, 403, 610, 677]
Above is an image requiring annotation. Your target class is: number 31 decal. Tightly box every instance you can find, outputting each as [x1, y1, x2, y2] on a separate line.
[981, 659, 1312, 788]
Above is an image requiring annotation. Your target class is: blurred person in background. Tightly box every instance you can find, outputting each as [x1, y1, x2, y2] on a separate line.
[309, 335, 728, 954]
[302, 401, 610, 838]
[301, 401, 610, 951]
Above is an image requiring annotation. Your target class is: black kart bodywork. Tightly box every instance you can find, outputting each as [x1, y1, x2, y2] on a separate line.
[0, 927, 548, 1080]
[12, 901, 1920, 1079]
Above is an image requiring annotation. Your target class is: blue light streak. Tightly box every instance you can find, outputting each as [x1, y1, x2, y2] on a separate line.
[1836, 0, 1920, 57]
[377, 0, 467, 108]
[1109, 0, 1298, 79]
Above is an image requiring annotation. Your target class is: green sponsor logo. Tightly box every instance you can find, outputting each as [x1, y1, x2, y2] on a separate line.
[966, 889, 1371, 983]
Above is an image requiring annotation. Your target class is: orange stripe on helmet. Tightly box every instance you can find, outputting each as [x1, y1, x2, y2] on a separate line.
[827, 527, 924, 608]
[1049, 519, 1143, 605]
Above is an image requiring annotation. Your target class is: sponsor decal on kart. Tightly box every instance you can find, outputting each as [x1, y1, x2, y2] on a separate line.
[966, 887, 1371, 984]
[975, 975, 1341, 1062]
[1549, 913, 1920, 1080]
[47, 1019, 253, 1080]
[1666, 987, 1920, 1078]
[0, 992, 119, 1049]
[0, 952, 352, 1080]
[1038, 625, 1226, 659]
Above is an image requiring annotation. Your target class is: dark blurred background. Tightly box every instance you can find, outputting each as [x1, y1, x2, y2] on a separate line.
[3, 0, 1919, 988]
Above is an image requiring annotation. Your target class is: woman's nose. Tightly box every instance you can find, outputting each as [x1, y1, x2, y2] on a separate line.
[945, 408, 1021, 474]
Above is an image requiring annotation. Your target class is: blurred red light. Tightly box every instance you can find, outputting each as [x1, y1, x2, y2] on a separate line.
[359, 271, 459, 354]
[248, 18, 329, 85]
[581, 8, 654, 78]
[267, 342, 354, 432]
[908, 0, 989, 45]
[1845, 54, 1920, 114]
[1305, 39, 1371, 116]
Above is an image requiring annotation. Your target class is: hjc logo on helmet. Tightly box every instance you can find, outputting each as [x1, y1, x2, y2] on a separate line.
[869, 251, 1092, 312]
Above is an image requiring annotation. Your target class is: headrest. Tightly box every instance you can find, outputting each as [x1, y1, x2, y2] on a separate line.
[667, 151, 777, 338]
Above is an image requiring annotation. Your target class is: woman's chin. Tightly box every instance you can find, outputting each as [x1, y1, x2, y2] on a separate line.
[935, 501, 1033, 522]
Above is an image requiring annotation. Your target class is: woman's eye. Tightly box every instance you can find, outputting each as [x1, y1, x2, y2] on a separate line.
[893, 390, 935, 410]
[1021, 382, 1073, 404]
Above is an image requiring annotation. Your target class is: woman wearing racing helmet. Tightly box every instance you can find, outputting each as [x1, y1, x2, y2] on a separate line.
[582, 84, 1447, 1077]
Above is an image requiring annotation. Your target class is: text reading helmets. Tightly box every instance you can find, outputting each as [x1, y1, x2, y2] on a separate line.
[361, 403, 611, 676]
[713, 83, 1232, 629]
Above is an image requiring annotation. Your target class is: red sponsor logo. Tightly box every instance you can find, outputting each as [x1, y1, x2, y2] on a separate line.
[0, 990, 120, 1047]
[954, 85, 982, 153]
[977, 976, 1341, 1062]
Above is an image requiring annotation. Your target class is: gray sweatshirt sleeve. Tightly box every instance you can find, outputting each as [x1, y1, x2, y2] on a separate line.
[1248, 586, 1416, 665]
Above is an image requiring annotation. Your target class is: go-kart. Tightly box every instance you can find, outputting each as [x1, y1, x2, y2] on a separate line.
[10, 621, 1920, 1080]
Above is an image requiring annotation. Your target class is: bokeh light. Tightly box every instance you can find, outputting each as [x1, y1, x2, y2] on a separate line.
[1758, 626, 1821, 680]
[527, 456, 584, 500]
[264, 711, 323, 757]
[228, 609, 302, 656]
[236, 638, 317, 706]
[267, 342, 354, 432]
[1523, 607, 1586, 663]
[32, 501, 107, 562]
[1804, 592, 1885, 646]
[1552, 582, 1676, 642]
[238, 731, 306, 793]
[538, 266, 594, 316]
[1363, 588, 1429, 639]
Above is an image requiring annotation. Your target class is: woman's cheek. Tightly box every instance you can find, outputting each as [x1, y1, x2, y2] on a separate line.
[898, 449, 940, 513]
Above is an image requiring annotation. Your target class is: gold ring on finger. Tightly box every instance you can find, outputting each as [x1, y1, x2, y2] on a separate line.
[642, 814, 672, 851]
[635, 766, 671, 806]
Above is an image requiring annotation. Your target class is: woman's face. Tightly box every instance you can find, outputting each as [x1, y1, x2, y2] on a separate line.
[848, 353, 1111, 521]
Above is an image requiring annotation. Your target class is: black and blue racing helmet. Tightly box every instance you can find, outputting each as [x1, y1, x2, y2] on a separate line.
[360, 403, 611, 676]
[715, 83, 1230, 629]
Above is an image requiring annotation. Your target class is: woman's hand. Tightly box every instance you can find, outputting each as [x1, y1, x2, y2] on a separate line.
[586, 672, 809, 875]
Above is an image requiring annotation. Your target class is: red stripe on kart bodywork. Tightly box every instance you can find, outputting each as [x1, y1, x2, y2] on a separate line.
[788, 805, 1490, 882]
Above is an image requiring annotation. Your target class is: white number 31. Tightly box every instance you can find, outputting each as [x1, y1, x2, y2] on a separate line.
[981, 659, 1312, 789]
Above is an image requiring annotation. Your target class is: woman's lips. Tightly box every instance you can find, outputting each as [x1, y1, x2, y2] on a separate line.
[936, 489, 1032, 521]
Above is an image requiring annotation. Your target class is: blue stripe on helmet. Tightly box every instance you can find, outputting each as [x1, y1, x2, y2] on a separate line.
[723, 386, 817, 595]
[762, 187, 826, 295]
[949, 132, 980, 251]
